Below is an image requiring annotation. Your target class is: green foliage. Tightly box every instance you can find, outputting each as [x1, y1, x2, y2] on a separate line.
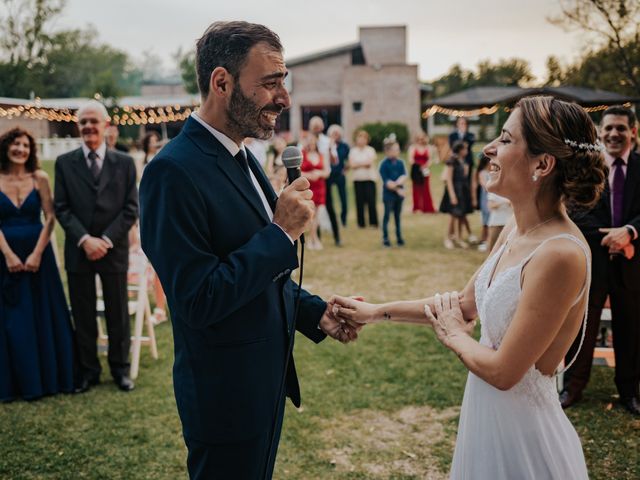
[430, 58, 534, 98]
[0, 0, 142, 98]
[549, 0, 640, 96]
[178, 49, 199, 95]
[356, 122, 410, 151]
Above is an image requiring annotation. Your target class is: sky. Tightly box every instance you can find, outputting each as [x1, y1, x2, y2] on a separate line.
[56, 0, 593, 83]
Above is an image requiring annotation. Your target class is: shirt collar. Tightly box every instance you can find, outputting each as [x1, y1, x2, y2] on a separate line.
[82, 142, 106, 160]
[191, 111, 246, 158]
[604, 147, 631, 167]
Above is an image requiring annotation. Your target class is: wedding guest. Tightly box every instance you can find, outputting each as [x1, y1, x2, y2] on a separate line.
[54, 100, 139, 393]
[327, 124, 349, 230]
[562, 105, 640, 415]
[440, 141, 472, 249]
[105, 125, 129, 153]
[408, 132, 435, 213]
[266, 135, 287, 193]
[301, 135, 328, 250]
[379, 140, 407, 247]
[349, 130, 379, 228]
[449, 118, 477, 242]
[0, 127, 75, 401]
[476, 154, 491, 251]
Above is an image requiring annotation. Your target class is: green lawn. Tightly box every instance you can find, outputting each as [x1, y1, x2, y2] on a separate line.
[1, 160, 638, 479]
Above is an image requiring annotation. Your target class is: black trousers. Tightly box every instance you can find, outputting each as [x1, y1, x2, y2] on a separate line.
[327, 174, 348, 226]
[68, 271, 130, 380]
[354, 180, 378, 228]
[325, 177, 341, 244]
[185, 399, 285, 480]
[564, 257, 640, 399]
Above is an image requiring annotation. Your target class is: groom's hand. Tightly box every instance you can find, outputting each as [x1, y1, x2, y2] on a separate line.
[320, 301, 362, 343]
[273, 177, 314, 241]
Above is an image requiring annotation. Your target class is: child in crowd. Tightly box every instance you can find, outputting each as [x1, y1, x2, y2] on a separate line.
[439, 140, 472, 249]
[379, 139, 407, 247]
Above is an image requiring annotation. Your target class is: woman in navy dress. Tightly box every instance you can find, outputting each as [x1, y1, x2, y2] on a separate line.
[0, 127, 75, 401]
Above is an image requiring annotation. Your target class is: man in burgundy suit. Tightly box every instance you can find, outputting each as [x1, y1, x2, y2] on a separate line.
[562, 106, 640, 416]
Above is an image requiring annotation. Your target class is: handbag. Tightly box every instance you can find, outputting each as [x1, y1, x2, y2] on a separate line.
[421, 167, 430, 177]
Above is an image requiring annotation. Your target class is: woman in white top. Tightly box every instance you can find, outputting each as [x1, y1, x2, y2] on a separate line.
[487, 191, 513, 251]
[348, 130, 379, 228]
[330, 96, 607, 479]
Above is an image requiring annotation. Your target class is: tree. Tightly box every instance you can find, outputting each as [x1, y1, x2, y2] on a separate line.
[177, 49, 198, 94]
[545, 55, 565, 86]
[0, 0, 142, 98]
[549, 0, 640, 95]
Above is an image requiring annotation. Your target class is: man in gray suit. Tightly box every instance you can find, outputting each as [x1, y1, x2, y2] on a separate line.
[54, 100, 138, 392]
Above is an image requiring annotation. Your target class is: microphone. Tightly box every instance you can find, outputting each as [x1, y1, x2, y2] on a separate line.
[281, 146, 303, 184]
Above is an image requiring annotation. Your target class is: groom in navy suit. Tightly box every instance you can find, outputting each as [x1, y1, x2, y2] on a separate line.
[139, 21, 358, 479]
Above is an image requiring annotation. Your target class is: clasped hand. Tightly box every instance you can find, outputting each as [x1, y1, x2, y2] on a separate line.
[425, 292, 475, 349]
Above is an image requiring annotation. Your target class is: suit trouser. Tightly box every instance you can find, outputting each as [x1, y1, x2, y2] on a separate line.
[354, 180, 378, 228]
[185, 399, 286, 480]
[327, 175, 348, 226]
[325, 177, 341, 244]
[564, 257, 640, 399]
[68, 271, 130, 380]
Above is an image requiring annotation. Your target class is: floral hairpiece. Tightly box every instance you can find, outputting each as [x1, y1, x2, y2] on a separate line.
[564, 138, 605, 152]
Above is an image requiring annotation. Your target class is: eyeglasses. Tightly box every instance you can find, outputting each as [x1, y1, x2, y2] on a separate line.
[79, 118, 101, 126]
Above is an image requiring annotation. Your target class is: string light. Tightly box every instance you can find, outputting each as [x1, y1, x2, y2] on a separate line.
[422, 104, 500, 118]
[0, 99, 200, 125]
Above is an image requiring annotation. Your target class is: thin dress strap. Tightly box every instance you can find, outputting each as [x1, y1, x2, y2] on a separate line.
[517, 233, 590, 375]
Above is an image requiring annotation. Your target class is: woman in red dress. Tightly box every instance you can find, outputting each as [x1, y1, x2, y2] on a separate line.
[301, 135, 328, 249]
[408, 132, 435, 213]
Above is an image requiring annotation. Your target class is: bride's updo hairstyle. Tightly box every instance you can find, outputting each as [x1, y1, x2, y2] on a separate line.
[515, 96, 607, 210]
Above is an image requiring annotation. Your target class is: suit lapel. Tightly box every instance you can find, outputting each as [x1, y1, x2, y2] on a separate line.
[183, 117, 271, 224]
[623, 152, 640, 222]
[72, 148, 97, 190]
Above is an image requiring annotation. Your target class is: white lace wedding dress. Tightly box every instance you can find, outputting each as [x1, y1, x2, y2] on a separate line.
[449, 233, 590, 479]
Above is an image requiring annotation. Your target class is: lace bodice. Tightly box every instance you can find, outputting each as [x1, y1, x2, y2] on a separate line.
[473, 233, 590, 407]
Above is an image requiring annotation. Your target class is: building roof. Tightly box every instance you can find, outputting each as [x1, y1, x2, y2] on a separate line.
[425, 86, 638, 108]
[286, 42, 361, 67]
[0, 94, 200, 110]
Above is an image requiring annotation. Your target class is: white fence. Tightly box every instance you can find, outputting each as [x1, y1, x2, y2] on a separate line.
[37, 137, 83, 160]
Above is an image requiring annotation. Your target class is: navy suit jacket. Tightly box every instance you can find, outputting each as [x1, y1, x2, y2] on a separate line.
[139, 117, 326, 445]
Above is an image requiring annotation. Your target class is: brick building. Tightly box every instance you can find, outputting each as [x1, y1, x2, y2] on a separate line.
[283, 25, 421, 142]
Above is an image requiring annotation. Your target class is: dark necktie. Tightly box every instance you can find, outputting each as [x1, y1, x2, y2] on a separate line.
[612, 157, 625, 227]
[88, 150, 100, 181]
[234, 150, 250, 176]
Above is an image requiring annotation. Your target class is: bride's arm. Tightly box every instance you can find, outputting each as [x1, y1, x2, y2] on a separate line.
[432, 240, 586, 390]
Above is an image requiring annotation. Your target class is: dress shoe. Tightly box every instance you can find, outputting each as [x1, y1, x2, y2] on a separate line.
[619, 396, 640, 416]
[74, 376, 100, 394]
[114, 375, 135, 392]
[559, 389, 582, 409]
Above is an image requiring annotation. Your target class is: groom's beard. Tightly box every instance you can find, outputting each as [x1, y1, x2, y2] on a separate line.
[226, 86, 283, 140]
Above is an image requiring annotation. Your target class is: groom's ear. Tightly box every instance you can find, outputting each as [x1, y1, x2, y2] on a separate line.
[210, 67, 232, 98]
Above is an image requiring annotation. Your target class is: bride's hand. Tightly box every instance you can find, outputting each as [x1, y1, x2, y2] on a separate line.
[329, 295, 377, 327]
[424, 291, 475, 349]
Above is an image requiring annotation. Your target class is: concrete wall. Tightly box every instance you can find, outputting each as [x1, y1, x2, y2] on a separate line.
[0, 117, 50, 140]
[288, 52, 351, 135]
[342, 65, 420, 143]
[359, 26, 406, 66]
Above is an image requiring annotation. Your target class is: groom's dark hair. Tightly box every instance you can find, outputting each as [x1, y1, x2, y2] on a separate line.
[195, 21, 283, 98]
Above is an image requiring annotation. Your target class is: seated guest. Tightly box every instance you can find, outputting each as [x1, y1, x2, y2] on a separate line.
[0, 127, 75, 401]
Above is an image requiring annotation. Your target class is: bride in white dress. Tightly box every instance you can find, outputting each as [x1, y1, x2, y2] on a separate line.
[330, 96, 608, 479]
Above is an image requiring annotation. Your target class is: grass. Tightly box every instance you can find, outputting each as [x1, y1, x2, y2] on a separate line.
[1, 159, 638, 479]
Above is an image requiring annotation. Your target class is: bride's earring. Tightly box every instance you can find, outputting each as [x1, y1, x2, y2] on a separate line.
[532, 174, 539, 182]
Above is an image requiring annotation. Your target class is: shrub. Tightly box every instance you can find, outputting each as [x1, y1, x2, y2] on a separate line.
[355, 122, 410, 151]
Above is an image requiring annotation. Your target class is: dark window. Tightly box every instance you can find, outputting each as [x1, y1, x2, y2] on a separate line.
[301, 105, 341, 131]
[352, 102, 362, 113]
[351, 46, 365, 65]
